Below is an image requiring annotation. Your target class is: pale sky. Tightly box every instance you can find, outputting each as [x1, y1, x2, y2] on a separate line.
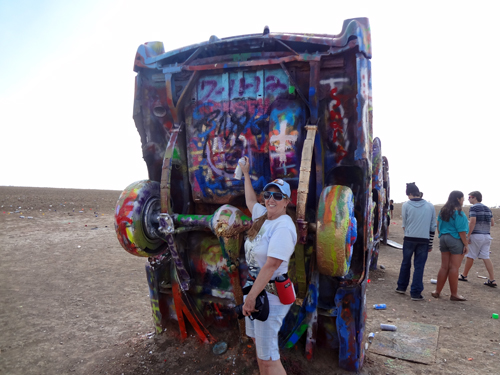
[1, 0, 498, 205]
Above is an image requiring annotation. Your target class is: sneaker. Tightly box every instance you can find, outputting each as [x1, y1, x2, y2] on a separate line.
[395, 289, 406, 294]
[411, 295, 424, 301]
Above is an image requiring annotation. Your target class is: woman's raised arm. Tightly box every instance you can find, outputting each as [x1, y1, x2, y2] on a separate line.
[240, 156, 258, 213]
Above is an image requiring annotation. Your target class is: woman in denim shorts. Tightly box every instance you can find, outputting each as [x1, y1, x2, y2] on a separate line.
[432, 191, 469, 301]
[239, 157, 297, 375]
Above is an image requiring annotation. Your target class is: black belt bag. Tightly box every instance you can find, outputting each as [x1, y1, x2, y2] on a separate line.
[236, 286, 269, 321]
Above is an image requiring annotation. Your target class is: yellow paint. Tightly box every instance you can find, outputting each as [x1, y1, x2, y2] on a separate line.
[317, 186, 352, 277]
[126, 226, 135, 243]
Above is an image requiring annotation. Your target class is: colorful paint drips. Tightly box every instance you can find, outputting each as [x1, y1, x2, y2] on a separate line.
[316, 185, 357, 277]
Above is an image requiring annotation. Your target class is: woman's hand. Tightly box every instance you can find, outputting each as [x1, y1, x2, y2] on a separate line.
[240, 156, 250, 175]
[242, 294, 259, 317]
[458, 232, 468, 254]
[243, 257, 283, 317]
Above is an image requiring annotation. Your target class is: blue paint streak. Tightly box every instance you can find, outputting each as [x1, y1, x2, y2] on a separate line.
[354, 57, 369, 161]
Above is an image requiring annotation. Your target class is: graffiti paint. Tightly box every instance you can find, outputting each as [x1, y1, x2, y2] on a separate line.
[321, 77, 350, 163]
[115, 180, 166, 257]
[355, 57, 372, 161]
[146, 262, 163, 334]
[316, 186, 357, 277]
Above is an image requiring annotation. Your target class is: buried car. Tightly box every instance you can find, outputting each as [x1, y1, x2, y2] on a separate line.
[115, 17, 389, 372]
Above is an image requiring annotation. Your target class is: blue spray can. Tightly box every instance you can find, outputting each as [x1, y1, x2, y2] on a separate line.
[373, 304, 387, 310]
[380, 324, 397, 331]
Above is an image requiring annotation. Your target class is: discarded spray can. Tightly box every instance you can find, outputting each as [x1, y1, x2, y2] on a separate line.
[234, 157, 246, 180]
[380, 324, 397, 331]
[212, 341, 228, 355]
[430, 279, 437, 284]
[492, 313, 499, 319]
[368, 332, 375, 343]
[373, 304, 387, 310]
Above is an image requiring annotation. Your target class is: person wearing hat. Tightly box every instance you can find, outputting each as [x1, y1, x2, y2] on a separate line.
[239, 156, 297, 375]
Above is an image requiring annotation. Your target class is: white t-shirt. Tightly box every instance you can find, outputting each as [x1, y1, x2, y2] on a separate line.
[244, 203, 297, 305]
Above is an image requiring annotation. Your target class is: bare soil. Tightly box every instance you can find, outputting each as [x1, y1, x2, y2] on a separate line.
[1, 186, 499, 375]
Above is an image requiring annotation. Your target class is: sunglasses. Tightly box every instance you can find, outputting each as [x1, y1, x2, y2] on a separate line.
[263, 191, 286, 201]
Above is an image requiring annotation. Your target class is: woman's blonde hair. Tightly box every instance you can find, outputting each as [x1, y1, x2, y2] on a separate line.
[247, 212, 268, 241]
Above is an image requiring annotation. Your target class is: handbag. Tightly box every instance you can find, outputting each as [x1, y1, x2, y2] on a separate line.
[234, 285, 269, 321]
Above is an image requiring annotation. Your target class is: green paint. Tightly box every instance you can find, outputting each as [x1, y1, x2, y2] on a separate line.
[289, 86, 295, 94]
[176, 214, 211, 221]
[285, 323, 309, 348]
[232, 53, 251, 62]
[173, 147, 180, 160]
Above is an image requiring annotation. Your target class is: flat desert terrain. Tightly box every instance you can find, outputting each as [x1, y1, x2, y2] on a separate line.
[1, 186, 499, 374]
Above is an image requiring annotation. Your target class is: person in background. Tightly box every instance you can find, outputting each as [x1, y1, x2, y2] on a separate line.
[396, 183, 436, 301]
[240, 156, 297, 375]
[386, 208, 391, 238]
[386, 199, 394, 238]
[459, 191, 496, 287]
[432, 191, 469, 301]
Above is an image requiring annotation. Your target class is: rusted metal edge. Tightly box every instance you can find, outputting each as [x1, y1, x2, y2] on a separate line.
[142, 18, 370, 66]
[181, 54, 320, 71]
[275, 39, 299, 55]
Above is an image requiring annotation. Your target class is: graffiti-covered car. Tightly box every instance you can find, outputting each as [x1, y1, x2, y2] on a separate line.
[115, 17, 389, 372]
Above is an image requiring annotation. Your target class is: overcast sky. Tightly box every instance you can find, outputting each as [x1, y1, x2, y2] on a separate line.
[1, 0, 498, 205]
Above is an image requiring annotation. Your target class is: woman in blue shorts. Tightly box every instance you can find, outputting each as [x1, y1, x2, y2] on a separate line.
[239, 156, 297, 375]
[432, 191, 469, 301]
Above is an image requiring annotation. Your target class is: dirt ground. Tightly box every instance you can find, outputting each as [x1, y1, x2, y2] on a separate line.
[1, 186, 499, 375]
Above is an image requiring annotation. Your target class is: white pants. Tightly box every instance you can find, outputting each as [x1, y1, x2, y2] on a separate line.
[245, 303, 291, 360]
[467, 233, 492, 259]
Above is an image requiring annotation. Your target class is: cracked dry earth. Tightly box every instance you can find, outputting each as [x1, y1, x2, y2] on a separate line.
[1, 186, 499, 375]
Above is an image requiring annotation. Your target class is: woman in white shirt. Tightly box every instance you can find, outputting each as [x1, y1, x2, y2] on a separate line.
[239, 156, 297, 375]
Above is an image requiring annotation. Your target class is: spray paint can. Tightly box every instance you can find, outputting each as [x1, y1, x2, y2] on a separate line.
[380, 324, 397, 331]
[373, 304, 387, 310]
[234, 157, 246, 180]
[430, 279, 437, 284]
[368, 332, 375, 343]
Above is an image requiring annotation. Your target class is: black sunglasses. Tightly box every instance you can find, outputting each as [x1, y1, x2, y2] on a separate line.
[263, 191, 286, 201]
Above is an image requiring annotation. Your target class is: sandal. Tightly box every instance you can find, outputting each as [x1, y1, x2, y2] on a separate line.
[458, 274, 468, 282]
[450, 295, 467, 301]
[431, 291, 440, 298]
[484, 279, 498, 288]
